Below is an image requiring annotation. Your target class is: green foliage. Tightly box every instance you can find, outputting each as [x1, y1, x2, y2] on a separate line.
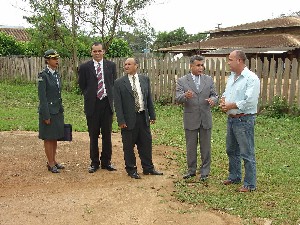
[156, 95, 173, 106]
[117, 19, 155, 53]
[290, 100, 300, 116]
[105, 38, 133, 58]
[152, 27, 209, 50]
[153, 27, 189, 49]
[261, 95, 289, 118]
[24, 0, 73, 57]
[0, 32, 25, 56]
[189, 32, 209, 42]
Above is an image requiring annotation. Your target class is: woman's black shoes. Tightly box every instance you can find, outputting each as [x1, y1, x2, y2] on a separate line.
[47, 162, 65, 173]
[55, 163, 65, 169]
[47, 164, 60, 173]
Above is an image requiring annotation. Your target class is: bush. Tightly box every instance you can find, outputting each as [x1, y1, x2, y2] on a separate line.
[156, 94, 173, 106]
[0, 32, 25, 56]
[261, 95, 289, 118]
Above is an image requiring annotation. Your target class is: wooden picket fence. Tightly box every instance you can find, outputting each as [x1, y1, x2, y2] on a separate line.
[0, 56, 299, 108]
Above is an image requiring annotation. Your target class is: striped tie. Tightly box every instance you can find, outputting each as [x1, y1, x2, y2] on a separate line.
[132, 76, 140, 112]
[96, 63, 104, 99]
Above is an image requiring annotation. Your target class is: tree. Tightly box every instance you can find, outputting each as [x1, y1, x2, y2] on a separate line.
[0, 32, 25, 56]
[152, 27, 209, 50]
[152, 27, 189, 50]
[76, 0, 155, 51]
[106, 38, 133, 58]
[24, 0, 74, 57]
[189, 32, 209, 43]
[22, 0, 155, 67]
[117, 19, 155, 53]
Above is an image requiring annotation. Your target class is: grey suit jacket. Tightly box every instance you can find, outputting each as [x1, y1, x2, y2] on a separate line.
[175, 73, 218, 130]
[114, 74, 156, 130]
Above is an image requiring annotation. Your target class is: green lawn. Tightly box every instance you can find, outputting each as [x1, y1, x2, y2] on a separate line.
[0, 82, 299, 225]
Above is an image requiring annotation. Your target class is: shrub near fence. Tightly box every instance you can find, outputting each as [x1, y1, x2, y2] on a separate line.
[0, 56, 299, 108]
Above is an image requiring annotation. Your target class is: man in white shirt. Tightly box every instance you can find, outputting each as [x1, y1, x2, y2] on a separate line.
[220, 50, 260, 192]
[114, 57, 163, 179]
[78, 42, 117, 173]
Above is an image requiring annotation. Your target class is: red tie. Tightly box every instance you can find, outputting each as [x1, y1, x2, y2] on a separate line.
[96, 63, 104, 99]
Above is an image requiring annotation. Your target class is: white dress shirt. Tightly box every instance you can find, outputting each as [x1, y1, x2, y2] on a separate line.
[128, 74, 145, 111]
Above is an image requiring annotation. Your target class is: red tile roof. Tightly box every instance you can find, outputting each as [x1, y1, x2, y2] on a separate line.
[158, 16, 300, 52]
[211, 16, 300, 32]
[159, 34, 300, 51]
[0, 27, 29, 41]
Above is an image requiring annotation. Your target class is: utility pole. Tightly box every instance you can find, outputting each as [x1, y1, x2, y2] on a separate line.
[215, 23, 222, 29]
[70, 0, 78, 78]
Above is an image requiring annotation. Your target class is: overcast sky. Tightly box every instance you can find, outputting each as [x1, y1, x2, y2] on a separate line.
[1, 0, 299, 34]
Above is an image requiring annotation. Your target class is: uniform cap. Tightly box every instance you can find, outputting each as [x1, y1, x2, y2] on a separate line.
[44, 49, 60, 59]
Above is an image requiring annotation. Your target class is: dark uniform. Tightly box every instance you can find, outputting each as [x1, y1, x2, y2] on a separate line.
[38, 50, 64, 140]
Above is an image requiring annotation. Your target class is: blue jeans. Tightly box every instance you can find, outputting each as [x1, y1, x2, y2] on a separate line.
[226, 115, 256, 189]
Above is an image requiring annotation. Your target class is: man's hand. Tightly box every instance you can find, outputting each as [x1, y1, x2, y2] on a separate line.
[185, 90, 193, 99]
[206, 98, 215, 107]
[44, 119, 51, 125]
[119, 123, 127, 128]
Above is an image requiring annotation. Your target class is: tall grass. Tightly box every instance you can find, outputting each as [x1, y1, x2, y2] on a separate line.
[0, 82, 299, 225]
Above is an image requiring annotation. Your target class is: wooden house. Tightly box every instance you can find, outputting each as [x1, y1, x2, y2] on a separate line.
[157, 16, 300, 61]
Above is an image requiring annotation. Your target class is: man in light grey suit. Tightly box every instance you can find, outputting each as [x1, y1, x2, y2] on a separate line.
[176, 55, 218, 181]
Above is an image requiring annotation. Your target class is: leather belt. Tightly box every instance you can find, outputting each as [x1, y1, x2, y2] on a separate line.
[136, 110, 145, 114]
[228, 113, 249, 118]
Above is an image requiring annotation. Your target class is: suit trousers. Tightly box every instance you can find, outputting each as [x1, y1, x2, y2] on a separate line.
[121, 112, 154, 174]
[86, 97, 113, 167]
[185, 126, 211, 175]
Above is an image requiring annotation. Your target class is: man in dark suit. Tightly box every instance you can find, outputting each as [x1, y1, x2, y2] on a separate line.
[114, 58, 163, 179]
[78, 42, 117, 173]
[176, 55, 218, 181]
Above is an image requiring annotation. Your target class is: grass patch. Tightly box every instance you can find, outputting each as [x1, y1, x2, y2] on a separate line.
[0, 82, 299, 224]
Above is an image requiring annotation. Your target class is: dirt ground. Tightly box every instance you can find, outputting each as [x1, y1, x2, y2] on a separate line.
[0, 131, 243, 225]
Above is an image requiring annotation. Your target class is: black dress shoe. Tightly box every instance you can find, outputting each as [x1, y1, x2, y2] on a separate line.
[88, 165, 99, 173]
[183, 173, 196, 179]
[128, 171, 141, 179]
[101, 164, 117, 171]
[200, 175, 208, 182]
[55, 163, 65, 169]
[143, 169, 163, 175]
[47, 165, 60, 173]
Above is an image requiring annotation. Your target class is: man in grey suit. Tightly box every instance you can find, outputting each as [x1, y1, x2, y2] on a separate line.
[176, 55, 218, 181]
[114, 57, 163, 179]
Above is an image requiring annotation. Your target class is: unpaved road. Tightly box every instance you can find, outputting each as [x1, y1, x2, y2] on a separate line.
[0, 131, 242, 225]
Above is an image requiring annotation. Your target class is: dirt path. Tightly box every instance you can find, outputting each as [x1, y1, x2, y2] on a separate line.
[0, 131, 242, 225]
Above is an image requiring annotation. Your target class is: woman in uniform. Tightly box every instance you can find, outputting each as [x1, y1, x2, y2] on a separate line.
[37, 49, 65, 173]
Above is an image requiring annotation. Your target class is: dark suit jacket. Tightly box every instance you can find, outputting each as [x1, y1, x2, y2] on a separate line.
[38, 68, 64, 120]
[114, 74, 156, 130]
[78, 59, 116, 116]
